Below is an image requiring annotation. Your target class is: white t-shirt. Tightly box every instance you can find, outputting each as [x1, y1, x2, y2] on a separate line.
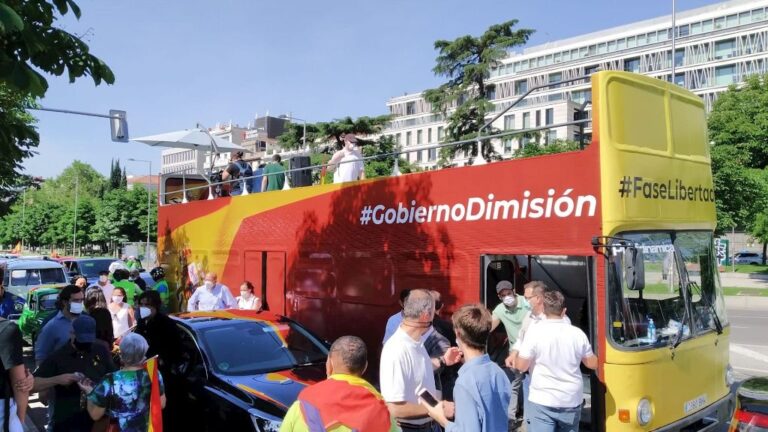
[518, 318, 593, 409]
[379, 326, 436, 424]
[333, 149, 364, 183]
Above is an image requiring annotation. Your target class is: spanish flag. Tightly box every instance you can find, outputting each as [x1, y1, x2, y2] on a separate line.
[145, 356, 163, 432]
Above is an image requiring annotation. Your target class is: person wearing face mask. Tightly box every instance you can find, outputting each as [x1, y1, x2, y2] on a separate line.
[128, 269, 147, 291]
[281, 336, 397, 432]
[489, 280, 530, 427]
[380, 289, 462, 432]
[236, 281, 262, 311]
[108, 287, 135, 340]
[113, 269, 143, 307]
[32, 315, 116, 432]
[186, 272, 237, 312]
[95, 270, 115, 305]
[135, 291, 182, 431]
[35, 285, 85, 367]
[421, 304, 511, 432]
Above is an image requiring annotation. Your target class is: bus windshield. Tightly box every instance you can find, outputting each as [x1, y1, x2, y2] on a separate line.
[608, 231, 728, 350]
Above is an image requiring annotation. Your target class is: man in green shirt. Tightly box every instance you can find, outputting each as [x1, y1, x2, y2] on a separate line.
[490, 280, 529, 426]
[261, 154, 285, 191]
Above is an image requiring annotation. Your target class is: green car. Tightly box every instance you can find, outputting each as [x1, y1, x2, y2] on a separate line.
[15, 286, 62, 346]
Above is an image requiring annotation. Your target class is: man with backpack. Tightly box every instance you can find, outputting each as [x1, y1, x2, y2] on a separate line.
[222, 151, 253, 196]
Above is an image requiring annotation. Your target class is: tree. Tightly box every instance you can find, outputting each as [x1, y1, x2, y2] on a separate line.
[276, 122, 322, 151]
[750, 212, 768, 265]
[361, 135, 419, 179]
[315, 116, 391, 150]
[708, 75, 768, 169]
[709, 145, 767, 233]
[0, 1, 114, 188]
[424, 21, 534, 164]
[109, 159, 122, 190]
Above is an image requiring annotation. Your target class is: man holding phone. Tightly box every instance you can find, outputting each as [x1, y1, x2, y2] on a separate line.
[380, 289, 462, 432]
[421, 304, 511, 432]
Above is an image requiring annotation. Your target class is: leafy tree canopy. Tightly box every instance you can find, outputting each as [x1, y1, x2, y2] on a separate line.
[424, 20, 534, 163]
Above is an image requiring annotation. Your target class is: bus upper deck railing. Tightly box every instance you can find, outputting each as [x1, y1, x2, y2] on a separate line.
[161, 75, 594, 204]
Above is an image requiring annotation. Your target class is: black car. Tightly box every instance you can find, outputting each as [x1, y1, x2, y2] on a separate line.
[165, 310, 329, 431]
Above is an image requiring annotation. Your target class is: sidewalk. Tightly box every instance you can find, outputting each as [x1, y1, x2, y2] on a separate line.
[724, 295, 768, 310]
[720, 271, 768, 289]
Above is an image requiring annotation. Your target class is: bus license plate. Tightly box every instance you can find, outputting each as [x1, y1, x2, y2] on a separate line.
[684, 394, 707, 414]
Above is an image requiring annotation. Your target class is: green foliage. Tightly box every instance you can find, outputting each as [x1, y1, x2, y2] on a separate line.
[513, 139, 581, 158]
[0, 0, 113, 196]
[0, 161, 156, 253]
[277, 122, 322, 151]
[425, 20, 534, 164]
[361, 135, 419, 179]
[708, 75, 768, 169]
[750, 212, 768, 265]
[276, 115, 392, 152]
[709, 145, 766, 232]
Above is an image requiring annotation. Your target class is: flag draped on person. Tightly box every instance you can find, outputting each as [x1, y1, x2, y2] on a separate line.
[145, 356, 163, 432]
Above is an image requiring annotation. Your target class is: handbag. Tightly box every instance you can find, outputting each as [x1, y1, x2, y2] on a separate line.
[91, 373, 120, 432]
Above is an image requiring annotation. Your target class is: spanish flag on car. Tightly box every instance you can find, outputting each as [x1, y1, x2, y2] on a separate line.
[145, 356, 163, 432]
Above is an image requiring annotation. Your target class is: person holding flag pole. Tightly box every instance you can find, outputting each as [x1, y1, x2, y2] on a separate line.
[80, 333, 165, 432]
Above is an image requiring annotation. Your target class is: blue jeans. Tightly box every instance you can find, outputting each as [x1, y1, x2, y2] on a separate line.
[526, 401, 581, 432]
[504, 368, 524, 419]
[522, 373, 531, 421]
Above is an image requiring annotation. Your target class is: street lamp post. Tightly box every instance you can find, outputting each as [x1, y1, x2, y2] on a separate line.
[73, 176, 79, 256]
[128, 158, 153, 268]
[20, 188, 26, 253]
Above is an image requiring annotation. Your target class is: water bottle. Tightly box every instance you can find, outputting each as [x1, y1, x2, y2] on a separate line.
[647, 317, 656, 342]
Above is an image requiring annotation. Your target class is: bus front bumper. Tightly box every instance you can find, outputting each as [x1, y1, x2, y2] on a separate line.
[655, 392, 734, 432]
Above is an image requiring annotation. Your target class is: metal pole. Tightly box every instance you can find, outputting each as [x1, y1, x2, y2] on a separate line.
[303, 121, 307, 149]
[147, 161, 152, 268]
[73, 176, 79, 256]
[20, 188, 26, 253]
[671, 0, 676, 80]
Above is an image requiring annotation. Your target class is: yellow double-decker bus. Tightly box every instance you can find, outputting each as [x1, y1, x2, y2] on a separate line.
[157, 71, 733, 430]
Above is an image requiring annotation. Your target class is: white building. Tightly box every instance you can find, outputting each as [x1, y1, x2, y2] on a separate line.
[385, 0, 768, 169]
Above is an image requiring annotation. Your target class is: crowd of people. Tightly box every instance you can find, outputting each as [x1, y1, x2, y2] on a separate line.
[214, 133, 366, 198]
[281, 282, 597, 432]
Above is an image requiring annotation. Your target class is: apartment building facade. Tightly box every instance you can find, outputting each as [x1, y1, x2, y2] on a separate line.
[385, 0, 768, 169]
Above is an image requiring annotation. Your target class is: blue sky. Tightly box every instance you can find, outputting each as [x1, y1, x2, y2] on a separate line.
[25, 0, 724, 177]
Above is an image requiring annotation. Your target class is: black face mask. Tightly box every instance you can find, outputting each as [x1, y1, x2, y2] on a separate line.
[73, 341, 92, 352]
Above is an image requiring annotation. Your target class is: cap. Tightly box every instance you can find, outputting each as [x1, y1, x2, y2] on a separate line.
[72, 315, 96, 343]
[495, 280, 514, 293]
[344, 134, 358, 144]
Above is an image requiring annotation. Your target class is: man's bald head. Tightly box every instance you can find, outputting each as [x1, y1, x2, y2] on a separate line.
[328, 336, 368, 376]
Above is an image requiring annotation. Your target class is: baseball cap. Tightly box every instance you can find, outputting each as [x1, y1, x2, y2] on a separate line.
[495, 280, 514, 293]
[72, 315, 96, 343]
[344, 134, 358, 144]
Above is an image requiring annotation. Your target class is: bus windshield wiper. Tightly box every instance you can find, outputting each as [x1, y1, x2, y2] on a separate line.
[688, 281, 723, 335]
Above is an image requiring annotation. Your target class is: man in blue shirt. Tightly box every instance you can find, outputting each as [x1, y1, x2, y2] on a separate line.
[34, 285, 85, 366]
[0, 282, 18, 318]
[422, 303, 511, 432]
[382, 288, 411, 344]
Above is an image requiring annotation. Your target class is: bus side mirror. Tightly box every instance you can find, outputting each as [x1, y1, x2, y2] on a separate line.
[625, 247, 645, 291]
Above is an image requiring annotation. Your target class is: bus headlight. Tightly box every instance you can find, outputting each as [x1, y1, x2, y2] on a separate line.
[637, 398, 653, 426]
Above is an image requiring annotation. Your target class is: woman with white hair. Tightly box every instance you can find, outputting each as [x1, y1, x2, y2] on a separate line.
[79, 333, 166, 431]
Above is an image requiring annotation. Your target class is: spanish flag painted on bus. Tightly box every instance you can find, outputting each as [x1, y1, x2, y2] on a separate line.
[145, 355, 163, 432]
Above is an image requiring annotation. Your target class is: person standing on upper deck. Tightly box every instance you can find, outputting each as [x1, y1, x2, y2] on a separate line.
[328, 134, 365, 183]
[186, 272, 237, 312]
[222, 151, 252, 196]
[262, 154, 286, 191]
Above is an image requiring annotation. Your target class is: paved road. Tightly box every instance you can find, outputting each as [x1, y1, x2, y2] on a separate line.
[728, 308, 768, 379]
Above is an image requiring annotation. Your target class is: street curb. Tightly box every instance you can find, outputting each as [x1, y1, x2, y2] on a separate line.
[725, 296, 768, 310]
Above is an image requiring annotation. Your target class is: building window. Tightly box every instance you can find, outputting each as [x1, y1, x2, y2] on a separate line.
[437, 126, 444, 140]
[674, 73, 685, 87]
[648, 32, 657, 44]
[486, 86, 496, 100]
[715, 39, 735, 59]
[675, 49, 685, 67]
[417, 150, 423, 162]
[395, 133, 401, 145]
[535, 110, 541, 127]
[428, 148, 437, 161]
[715, 65, 736, 86]
[549, 72, 562, 88]
[515, 80, 528, 95]
[714, 16, 725, 30]
[726, 14, 737, 28]
[637, 34, 647, 46]
[503, 138, 514, 154]
[585, 64, 600, 75]
[677, 24, 689, 37]
[702, 19, 714, 32]
[406, 131, 412, 146]
[503, 114, 515, 130]
[428, 128, 433, 143]
[417, 129, 423, 144]
[624, 57, 640, 73]
[521, 136, 531, 147]
[754, 8, 766, 22]
[691, 22, 701, 35]
[406, 102, 416, 115]
[545, 108, 554, 126]
[546, 130, 558, 144]
[522, 112, 531, 129]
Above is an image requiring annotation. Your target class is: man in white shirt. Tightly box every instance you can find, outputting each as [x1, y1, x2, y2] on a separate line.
[380, 289, 461, 432]
[187, 272, 237, 312]
[515, 290, 597, 432]
[328, 134, 365, 183]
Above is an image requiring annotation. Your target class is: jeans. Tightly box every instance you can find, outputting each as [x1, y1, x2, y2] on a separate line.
[525, 401, 581, 432]
[522, 373, 531, 421]
[504, 368, 524, 419]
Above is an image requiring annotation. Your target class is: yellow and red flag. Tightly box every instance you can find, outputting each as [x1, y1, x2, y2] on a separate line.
[144, 355, 163, 432]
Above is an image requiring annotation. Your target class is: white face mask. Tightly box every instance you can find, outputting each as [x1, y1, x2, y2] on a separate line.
[139, 307, 151, 319]
[204, 281, 214, 289]
[112, 295, 124, 304]
[503, 295, 517, 307]
[99, 275, 108, 283]
[69, 301, 84, 315]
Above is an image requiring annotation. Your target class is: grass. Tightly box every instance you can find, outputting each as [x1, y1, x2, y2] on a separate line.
[723, 264, 768, 274]
[637, 283, 768, 297]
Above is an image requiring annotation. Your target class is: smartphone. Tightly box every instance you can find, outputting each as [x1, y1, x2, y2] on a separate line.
[418, 389, 439, 407]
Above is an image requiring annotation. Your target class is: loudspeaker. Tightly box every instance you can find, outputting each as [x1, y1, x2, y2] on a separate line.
[290, 156, 312, 187]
